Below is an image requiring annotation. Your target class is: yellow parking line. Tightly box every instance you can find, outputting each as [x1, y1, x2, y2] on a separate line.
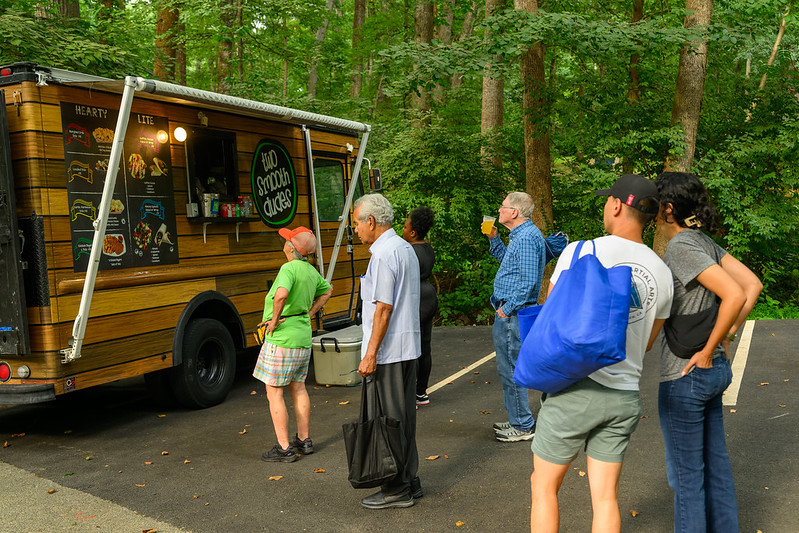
[427, 352, 497, 395]
[724, 319, 755, 406]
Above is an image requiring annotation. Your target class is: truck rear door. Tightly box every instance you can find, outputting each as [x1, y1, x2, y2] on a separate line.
[0, 89, 30, 356]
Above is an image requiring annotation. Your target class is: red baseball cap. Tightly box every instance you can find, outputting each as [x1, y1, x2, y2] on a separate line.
[278, 226, 317, 256]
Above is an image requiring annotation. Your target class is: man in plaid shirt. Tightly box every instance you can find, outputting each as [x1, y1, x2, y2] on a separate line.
[486, 191, 546, 442]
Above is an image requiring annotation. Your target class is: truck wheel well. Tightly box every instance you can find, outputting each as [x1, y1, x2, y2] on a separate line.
[173, 291, 245, 366]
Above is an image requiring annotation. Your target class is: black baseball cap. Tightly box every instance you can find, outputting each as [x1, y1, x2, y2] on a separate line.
[595, 174, 659, 215]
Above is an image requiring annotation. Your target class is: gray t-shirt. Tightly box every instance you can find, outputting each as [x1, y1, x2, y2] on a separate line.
[659, 229, 727, 382]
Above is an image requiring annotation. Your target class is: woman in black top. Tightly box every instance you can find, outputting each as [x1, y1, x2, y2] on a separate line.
[402, 207, 438, 405]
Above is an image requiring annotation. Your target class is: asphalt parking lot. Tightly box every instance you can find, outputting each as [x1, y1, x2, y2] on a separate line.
[1, 320, 798, 532]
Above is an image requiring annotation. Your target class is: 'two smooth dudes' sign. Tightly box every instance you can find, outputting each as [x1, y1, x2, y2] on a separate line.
[251, 139, 297, 228]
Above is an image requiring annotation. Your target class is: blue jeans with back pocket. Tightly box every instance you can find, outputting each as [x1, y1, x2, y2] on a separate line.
[658, 356, 738, 533]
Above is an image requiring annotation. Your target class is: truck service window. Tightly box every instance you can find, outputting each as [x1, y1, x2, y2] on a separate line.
[186, 129, 238, 204]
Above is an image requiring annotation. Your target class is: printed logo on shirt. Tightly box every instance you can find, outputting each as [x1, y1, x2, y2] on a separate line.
[628, 264, 660, 323]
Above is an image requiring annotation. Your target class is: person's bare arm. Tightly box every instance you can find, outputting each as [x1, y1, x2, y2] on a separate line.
[308, 285, 334, 317]
[647, 318, 666, 352]
[358, 301, 393, 377]
[265, 287, 289, 337]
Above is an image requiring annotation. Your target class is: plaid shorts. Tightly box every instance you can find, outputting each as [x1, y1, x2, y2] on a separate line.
[252, 341, 311, 386]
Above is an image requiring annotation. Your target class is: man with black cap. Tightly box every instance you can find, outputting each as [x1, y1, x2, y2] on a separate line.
[529, 174, 673, 532]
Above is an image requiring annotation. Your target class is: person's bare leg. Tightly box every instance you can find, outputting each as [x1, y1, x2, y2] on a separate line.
[586, 456, 623, 533]
[530, 454, 570, 533]
[288, 380, 310, 440]
[265, 384, 290, 449]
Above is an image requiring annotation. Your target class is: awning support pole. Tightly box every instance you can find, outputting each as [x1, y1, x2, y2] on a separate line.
[60, 76, 141, 363]
[302, 125, 324, 277]
[325, 128, 370, 284]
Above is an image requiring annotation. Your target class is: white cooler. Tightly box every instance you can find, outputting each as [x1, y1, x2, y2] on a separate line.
[311, 325, 362, 386]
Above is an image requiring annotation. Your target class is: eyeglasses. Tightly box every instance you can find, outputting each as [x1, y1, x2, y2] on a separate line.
[498, 205, 517, 211]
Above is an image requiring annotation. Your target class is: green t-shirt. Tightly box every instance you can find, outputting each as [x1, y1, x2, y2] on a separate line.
[262, 260, 331, 348]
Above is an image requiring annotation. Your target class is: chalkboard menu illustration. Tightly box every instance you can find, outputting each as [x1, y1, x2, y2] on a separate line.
[61, 103, 179, 272]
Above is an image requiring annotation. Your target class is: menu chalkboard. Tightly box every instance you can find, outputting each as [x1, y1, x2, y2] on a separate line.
[61, 103, 180, 272]
[251, 139, 297, 228]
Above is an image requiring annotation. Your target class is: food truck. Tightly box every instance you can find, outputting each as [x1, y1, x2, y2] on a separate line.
[0, 62, 375, 408]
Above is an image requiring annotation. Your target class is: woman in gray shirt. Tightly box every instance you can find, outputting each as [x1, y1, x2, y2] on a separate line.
[655, 172, 762, 532]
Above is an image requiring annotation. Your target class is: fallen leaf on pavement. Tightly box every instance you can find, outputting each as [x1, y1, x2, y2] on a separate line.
[456, 521, 466, 527]
[2, 441, 7, 448]
[144, 461, 153, 465]
[184, 460, 191, 464]
[779, 404, 786, 408]
[161, 451, 169, 455]
[269, 476, 283, 481]
[760, 382, 769, 386]
[193, 494, 199, 499]
[238, 429, 247, 435]
[143, 529, 159, 533]
[485, 381, 491, 384]
[250, 390, 257, 395]
[578, 470, 586, 477]
[426, 455, 440, 461]
[479, 410, 491, 415]
[85, 456, 92, 461]
[135, 484, 146, 487]
[473, 371, 480, 374]
[204, 502, 209, 506]
[11, 433, 25, 438]
[47, 488, 56, 494]
[470, 380, 475, 383]
[64, 472, 73, 477]
[157, 414, 166, 418]
[339, 401, 350, 405]
[314, 468, 326, 473]
[444, 454, 449, 459]
[630, 510, 639, 517]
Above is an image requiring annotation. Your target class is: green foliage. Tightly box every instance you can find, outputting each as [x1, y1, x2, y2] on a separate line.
[377, 122, 508, 323]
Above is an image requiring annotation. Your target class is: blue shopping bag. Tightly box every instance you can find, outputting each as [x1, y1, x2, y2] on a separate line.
[514, 240, 631, 394]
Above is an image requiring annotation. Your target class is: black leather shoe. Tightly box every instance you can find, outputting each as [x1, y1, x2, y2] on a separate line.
[360, 489, 415, 510]
[410, 477, 423, 499]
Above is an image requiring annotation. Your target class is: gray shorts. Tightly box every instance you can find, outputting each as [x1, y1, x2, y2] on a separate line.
[531, 378, 642, 465]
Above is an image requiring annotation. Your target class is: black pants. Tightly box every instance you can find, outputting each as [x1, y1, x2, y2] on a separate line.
[416, 286, 438, 396]
[366, 359, 419, 494]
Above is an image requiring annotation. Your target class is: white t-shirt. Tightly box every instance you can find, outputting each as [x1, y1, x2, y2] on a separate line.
[360, 228, 421, 364]
[550, 235, 673, 390]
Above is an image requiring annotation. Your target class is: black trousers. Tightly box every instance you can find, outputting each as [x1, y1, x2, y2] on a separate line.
[366, 359, 419, 494]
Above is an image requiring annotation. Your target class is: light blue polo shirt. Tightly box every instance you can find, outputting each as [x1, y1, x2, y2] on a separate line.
[360, 228, 421, 364]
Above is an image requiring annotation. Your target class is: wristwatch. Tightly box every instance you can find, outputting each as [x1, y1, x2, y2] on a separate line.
[726, 332, 737, 342]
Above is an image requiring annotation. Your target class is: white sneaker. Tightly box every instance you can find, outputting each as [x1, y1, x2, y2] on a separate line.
[495, 425, 535, 442]
[493, 421, 512, 432]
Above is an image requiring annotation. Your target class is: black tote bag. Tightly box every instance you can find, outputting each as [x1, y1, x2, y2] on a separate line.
[342, 377, 406, 489]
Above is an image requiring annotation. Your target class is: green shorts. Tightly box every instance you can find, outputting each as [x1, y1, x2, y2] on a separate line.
[530, 378, 642, 465]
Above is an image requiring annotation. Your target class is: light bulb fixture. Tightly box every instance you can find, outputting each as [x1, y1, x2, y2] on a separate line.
[174, 127, 187, 142]
[156, 129, 169, 144]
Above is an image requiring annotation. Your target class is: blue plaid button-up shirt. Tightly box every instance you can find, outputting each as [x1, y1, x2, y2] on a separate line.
[489, 220, 546, 316]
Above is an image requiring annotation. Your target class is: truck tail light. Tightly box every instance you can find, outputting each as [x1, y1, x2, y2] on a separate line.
[0, 362, 11, 382]
[0, 67, 12, 77]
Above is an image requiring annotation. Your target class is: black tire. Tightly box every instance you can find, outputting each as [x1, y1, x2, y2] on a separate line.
[170, 318, 236, 409]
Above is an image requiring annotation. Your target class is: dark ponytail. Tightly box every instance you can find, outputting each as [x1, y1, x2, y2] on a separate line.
[654, 172, 719, 234]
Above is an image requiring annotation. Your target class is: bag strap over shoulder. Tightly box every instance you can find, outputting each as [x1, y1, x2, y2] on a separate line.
[568, 240, 598, 269]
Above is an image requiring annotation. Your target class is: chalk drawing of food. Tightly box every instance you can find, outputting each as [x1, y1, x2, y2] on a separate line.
[128, 153, 146, 180]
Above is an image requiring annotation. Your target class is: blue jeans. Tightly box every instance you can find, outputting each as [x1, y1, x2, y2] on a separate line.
[659, 356, 738, 533]
[493, 314, 534, 431]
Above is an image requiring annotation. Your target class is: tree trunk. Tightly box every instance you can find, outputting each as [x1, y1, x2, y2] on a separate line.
[215, 0, 236, 94]
[56, 0, 80, 19]
[623, 0, 644, 174]
[515, 0, 552, 228]
[411, 0, 434, 121]
[432, 0, 455, 102]
[350, 0, 366, 99]
[664, 0, 713, 172]
[154, 1, 178, 81]
[452, 2, 478, 91]
[308, 0, 338, 100]
[758, 6, 789, 91]
[175, 2, 187, 85]
[481, 0, 505, 165]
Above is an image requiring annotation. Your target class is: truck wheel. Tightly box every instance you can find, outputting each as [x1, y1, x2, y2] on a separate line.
[170, 318, 236, 408]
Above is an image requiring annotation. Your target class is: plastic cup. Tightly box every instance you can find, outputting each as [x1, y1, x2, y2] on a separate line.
[481, 215, 496, 235]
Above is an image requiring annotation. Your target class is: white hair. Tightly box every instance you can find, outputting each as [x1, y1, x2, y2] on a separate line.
[354, 193, 394, 226]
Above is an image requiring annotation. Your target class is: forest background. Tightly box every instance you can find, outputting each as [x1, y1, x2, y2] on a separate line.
[2, 0, 798, 324]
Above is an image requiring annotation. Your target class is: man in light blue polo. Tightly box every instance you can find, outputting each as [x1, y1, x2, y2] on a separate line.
[486, 191, 546, 442]
[353, 193, 421, 509]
